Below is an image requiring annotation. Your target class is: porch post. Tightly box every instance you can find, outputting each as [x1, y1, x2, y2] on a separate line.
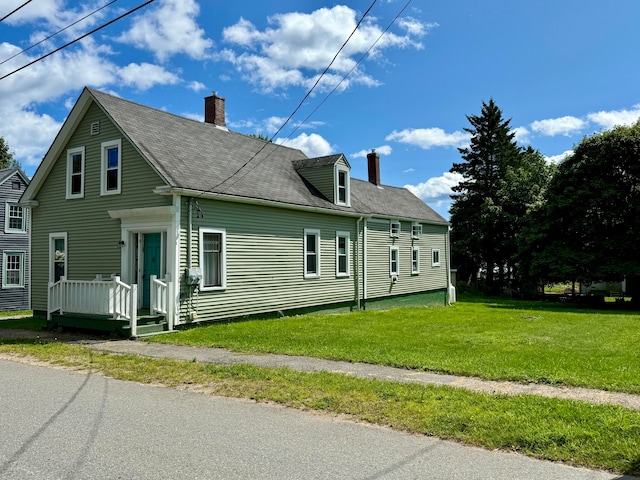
[150, 274, 157, 314]
[59, 276, 66, 316]
[130, 284, 138, 337]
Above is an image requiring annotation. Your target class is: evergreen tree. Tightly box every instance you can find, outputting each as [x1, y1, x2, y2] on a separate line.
[0, 137, 20, 169]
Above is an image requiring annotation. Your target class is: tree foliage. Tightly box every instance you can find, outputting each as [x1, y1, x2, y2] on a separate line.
[519, 121, 640, 287]
[0, 137, 20, 170]
[450, 100, 552, 292]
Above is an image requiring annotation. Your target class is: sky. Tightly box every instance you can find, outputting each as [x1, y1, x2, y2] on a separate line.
[1, 0, 640, 219]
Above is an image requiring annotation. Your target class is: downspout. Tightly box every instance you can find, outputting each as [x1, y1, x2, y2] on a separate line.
[187, 198, 193, 269]
[355, 216, 363, 310]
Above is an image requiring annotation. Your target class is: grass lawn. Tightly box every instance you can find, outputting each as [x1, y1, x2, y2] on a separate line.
[147, 296, 640, 394]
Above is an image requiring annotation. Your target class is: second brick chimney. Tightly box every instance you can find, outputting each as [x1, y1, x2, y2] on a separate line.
[367, 149, 380, 186]
[204, 93, 226, 127]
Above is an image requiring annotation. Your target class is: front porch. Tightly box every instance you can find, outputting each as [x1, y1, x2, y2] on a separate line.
[47, 275, 174, 338]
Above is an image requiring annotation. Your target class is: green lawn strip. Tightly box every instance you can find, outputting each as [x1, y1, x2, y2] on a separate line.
[146, 300, 640, 394]
[1, 341, 639, 476]
[0, 315, 44, 330]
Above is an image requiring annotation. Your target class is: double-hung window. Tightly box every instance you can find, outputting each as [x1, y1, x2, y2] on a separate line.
[432, 248, 441, 267]
[101, 139, 122, 195]
[304, 229, 321, 278]
[49, 233, 67, 283]
[200, 228, 226, 290]
[390, 246, 399, 276]
[336, 231, 350, 277]
[411, 246, 420, 274]
[390, 220, 401, 238]
[66, 147, 85, 199]
[335, 166, 350, 206]
[3, 251, 25, 288]
[5, 203, 26, 233]
[412, 222, 422, 239]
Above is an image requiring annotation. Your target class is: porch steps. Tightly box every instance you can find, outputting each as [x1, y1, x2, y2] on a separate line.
[48, 312, 168, 338]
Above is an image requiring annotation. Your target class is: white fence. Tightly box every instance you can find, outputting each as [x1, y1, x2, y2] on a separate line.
[150, 274, 174, 330]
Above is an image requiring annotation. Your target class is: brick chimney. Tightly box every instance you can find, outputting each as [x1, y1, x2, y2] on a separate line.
[367, 149, 380, 186]
[204, 93, 226, 127]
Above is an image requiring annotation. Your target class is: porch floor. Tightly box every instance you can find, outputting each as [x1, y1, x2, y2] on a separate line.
[48, 310, 168, 338]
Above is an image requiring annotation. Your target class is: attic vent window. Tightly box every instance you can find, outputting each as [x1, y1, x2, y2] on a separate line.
[12, 181, 20, 190]
[90, 121, 100, 135]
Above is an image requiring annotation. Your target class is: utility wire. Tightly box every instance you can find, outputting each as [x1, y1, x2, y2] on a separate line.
[0, 0, 118, 67]
[0, 0, 156, 82]
[205, 0, 379, 196]
[0, 0, 34, 23]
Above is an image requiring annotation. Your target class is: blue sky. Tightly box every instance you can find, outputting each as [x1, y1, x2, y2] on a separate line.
[1, 0, 639, 218]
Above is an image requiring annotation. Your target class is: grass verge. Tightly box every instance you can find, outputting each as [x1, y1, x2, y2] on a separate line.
[0, 315, 44, 330]
[0, 340, 639, 476]
[147, 299, 640, 394]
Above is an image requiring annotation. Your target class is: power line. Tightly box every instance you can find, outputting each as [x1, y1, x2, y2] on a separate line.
[0, 0, 34, 23]
[0, 0, 119, 67]
[204, 0, 379, 196]
[0, 0, 156, 82]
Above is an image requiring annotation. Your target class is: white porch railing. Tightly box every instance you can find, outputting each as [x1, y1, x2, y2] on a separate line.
[150, 274, 174, 330]
[48, 275, 139, 337]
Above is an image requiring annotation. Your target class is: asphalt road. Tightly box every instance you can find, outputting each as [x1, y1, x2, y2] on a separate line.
[0, 359, 631, 480]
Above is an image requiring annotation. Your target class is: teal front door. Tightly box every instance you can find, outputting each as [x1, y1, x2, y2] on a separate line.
[142, 233, 162, 309]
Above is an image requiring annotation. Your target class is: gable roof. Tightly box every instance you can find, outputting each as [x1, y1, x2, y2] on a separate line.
[24, 87, 448, 225]
[0, 167, 29, 188]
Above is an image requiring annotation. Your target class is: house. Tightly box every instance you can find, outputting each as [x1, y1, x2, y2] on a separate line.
[21, 87, 453, 336]
[0, 167, 30, 311]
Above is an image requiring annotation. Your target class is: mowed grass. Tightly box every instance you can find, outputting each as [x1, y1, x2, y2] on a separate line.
[1, 341, 640, 475]
[148, 297, 640, 393]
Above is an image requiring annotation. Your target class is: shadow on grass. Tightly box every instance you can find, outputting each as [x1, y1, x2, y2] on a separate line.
[621, 455, 640, 477]
[0, 316, 46, 331]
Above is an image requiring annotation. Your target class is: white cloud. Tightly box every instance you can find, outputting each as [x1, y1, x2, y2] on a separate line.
[118, 63, 181, 90]
[545, 150, 574, 165]
[351, 145, 392, 158]
[530, 116, 586, 137]
[403, 168, 415, 174]
[118, 0, 213, 62]
[587, 105, 640, 130]
[220, 6, 431, 93]
[187, 81, 207, 92]
[386, 127, 470, 150]
[404, 171, 464, 201]
[511, 126, 530, 144]
[275, 132, 334, 158]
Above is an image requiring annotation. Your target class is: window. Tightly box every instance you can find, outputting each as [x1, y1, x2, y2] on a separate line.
[11, 181, 21, 190]
[336, 231, 350, 277]
[304, 229, 321, 278]
[199, 228, 226, 290]
[412, 247, 420, 274]
[335, 166, 350, 206]
[66, 147, 85, 199]
[432, 248, 441, 267]
[390, 246, 399, 276]
[412, 222, 422, 239]
[101, 139, 122, 195]
[5, 203, 26, 233]
[390, 220, 401, 238]
[49, 233, 67, 283]
[3, 251, 25, 288]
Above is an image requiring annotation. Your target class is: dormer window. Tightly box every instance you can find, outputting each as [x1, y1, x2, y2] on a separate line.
[335, 165, 350, 206]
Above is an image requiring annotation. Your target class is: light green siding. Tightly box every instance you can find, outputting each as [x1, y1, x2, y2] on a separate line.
[296, 165, 335, 202]
[365, 218, 448, 300]
[178, 198, 359, 322]
[30, 102, 170, 311]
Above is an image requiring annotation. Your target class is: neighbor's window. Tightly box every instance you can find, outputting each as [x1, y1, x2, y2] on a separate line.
[66, 147, 85, 199]
[390, 220, 401, 238]
[101, 139, 122, 195]
[336, 231, 350, 277]
[411, 246, 420, 274]
[335, 166, 350, 206]
[390, 246, 399, 276]
[200, 228, 226, 290]
[412, 222, 422, 239]
[5, 203, 26, 233]
[304, 229, 321, 278]
[3, 251, 25, 288]
[432, 248, 441, 267]
[49, 232, 67, 283]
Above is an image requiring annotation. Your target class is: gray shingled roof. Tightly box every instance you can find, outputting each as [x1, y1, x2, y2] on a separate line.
[89, 88, 447, 225]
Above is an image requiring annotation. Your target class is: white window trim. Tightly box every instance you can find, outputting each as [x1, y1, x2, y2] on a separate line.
[199, 227, 227, 291]
[411, 246, 420, 274]
[411, 222, 422, 239]
[432, 248, 441, 267]
[101, 139, 122, 195]
[334, 166, 350, 206]
[389, 246, 400, 276]
[4, 202, 26, 233]
[66, 146, 85, 199]
[2, 251, 25, 288]
[49, 232, 67, 283]
[390, 220, 401, 238]
[304, 228, 321, 279]
[335, 231, 350, 277]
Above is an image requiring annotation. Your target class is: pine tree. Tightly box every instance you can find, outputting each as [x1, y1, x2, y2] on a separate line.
[0, 137, 20, 170]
